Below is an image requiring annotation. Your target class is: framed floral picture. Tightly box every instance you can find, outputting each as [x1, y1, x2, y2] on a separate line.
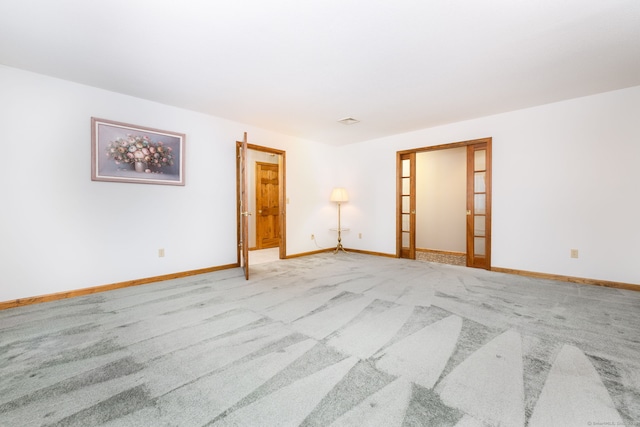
[91, 117, 185, 186]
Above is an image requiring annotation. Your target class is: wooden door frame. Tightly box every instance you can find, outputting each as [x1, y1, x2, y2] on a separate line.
[396, 137, 492, 269]
[236, 141, 287, 262]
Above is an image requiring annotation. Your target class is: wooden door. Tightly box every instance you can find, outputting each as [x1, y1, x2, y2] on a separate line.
[237, 133, 249, 280]
[466, 142, 491, 268]
[398, 152, 416, 259]
[255, 162, 280, 249]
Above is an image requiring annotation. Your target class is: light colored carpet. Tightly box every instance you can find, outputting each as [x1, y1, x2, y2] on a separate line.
[1, 253, 638, 426]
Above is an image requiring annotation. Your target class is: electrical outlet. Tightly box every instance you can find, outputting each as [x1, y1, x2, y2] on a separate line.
[311, 234, 314, 240]
[570, 249, 578, 258]
[358, 233, 362, 239]
[158, 248, 165, 257]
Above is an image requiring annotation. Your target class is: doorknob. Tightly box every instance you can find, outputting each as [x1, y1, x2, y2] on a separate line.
[258, 210, 262, 214]
[241, 211, 251, 217]
[466, 210, 471, 215]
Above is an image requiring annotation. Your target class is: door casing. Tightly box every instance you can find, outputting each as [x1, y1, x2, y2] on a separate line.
[396, 137, 492, 269]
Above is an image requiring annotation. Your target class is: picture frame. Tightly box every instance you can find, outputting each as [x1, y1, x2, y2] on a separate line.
[91, 117, 185, 186]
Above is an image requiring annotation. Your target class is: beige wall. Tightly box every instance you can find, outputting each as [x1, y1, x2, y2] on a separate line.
[416, 147, 467, 252]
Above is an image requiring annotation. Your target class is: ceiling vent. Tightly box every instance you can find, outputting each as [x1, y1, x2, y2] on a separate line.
[338, 117, 360, 125]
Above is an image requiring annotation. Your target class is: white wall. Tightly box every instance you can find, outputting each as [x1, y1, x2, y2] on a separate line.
[338, 85, 640, 285]
[416, 147, 467, 252]
[0, 65, 335, 302]
[328, 142, 398, 254]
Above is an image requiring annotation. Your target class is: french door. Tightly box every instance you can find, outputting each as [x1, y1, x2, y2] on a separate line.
[398, 152, 416, 259]
[397, 138, 492, 269]
[467, 142, 491, 268]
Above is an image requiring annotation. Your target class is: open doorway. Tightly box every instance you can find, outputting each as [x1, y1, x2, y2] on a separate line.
[415, 147, 467, 266]
[397, 137, 492, 269]
[241, 143, 286, 266]
[248, 148, 283, 264]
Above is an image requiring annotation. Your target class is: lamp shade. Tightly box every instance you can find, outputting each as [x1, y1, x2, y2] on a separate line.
[330, 187, 349, 203]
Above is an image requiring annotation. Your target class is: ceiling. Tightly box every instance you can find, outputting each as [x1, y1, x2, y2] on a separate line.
[1, 1, 639, 146]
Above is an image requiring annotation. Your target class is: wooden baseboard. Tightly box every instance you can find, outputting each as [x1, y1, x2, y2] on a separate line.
[285, 248, 396, 259]
[0, 263, 239, 311]
[285, 248, 333, 258]
[4, 256, 636, 312]
[491, 266, 639, 292]
[287, 250, 638, 294]
[343, 248, 397, 258]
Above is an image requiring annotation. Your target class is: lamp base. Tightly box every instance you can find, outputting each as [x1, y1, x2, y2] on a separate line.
[333, 201, 347, 254]
[334, 242, 347, 254]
